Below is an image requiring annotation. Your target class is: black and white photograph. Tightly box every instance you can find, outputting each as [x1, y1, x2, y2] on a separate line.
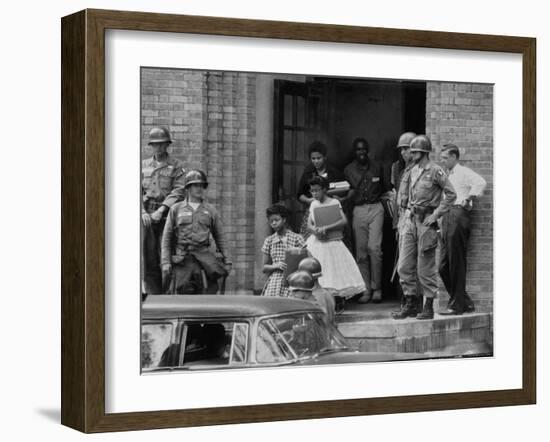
[140, 67, 494, 372]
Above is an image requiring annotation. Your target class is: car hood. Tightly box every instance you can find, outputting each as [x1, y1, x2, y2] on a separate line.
[297, 350, 428, 365]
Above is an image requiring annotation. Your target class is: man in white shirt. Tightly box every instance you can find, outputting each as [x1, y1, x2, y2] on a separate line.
[438, 144, 487, 315]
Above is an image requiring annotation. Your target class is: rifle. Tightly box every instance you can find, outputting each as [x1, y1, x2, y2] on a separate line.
[391, 236, 400, 283]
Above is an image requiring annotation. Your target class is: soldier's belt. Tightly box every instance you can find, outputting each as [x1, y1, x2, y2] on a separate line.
[171, 245, 210, 263]
[409, 205, 435, 222]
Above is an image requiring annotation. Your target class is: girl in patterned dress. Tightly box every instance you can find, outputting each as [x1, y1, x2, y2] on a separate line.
[261, 204, 306, 297]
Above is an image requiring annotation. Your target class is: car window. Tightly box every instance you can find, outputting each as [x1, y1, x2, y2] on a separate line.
[230, 323, 248, 364]
[141, 322, 175, 370]
[257, 313, 348, 362]
[182, 322, 247, 368]
[256, 319, 295, 363]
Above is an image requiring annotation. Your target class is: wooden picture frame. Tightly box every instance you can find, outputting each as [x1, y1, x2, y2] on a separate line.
[61, 9, 536, 433]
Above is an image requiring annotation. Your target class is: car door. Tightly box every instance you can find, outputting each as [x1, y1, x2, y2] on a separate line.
[177, 320, 251, 370]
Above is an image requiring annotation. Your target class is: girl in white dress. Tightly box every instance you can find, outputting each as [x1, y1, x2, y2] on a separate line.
[305, 176, 366, 301]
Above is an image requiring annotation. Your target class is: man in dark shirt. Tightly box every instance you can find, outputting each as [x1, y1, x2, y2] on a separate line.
[344, 138, 392, 303]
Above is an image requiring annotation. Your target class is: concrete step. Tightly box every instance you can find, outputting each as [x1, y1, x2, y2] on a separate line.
[337, 302, 493, 356]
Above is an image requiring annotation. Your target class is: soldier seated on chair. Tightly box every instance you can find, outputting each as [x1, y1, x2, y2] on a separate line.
[160, 169, 232, 294]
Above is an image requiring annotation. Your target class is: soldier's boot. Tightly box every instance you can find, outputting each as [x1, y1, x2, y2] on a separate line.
[391, 295, 407, 313]
[416, 297, 434, 320]
[391, 296, 418, 320]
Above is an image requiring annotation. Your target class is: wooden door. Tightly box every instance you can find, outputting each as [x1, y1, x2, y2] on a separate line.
[273, 80, 323, 232]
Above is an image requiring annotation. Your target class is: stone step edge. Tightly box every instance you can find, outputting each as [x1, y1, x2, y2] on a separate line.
[337, 312, 491, 324]
[339, 316, 492, 339]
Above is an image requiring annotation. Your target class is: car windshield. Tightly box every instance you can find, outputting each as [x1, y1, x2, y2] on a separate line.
[256, 312, 350, 363]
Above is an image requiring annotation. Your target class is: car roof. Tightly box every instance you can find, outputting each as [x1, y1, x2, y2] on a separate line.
[142, 295, 323, 320]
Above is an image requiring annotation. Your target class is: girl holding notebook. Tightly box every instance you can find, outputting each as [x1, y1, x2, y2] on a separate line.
[306, 176, 366, 304]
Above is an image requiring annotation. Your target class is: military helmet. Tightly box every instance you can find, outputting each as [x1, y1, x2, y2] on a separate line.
[396, 131, 417, 148]
[297, 257, 322, 280]
[183, 169, 209, 188]
[148, 126, 172, 145]
[287, 270, 314, 291]
[410, 135, 433, 153]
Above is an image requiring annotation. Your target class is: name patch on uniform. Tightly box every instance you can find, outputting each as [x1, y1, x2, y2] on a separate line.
[372, 177, 380, 182]
[178, 213, 193, 223]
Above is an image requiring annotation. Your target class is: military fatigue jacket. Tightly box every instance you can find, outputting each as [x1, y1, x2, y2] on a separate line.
[399, 161, 457, 218]
[161, 199, 228, 266]
[394, 162, 414, 229]
[141, 155, 186, 213]
[395, 163, 415, 208]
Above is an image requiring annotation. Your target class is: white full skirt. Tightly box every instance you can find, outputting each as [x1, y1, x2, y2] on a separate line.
[306, 236, 365, 298]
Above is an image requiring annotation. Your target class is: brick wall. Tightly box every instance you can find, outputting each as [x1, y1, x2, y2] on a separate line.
[425, 82, 493, 312]
[141, 68, 257, 294]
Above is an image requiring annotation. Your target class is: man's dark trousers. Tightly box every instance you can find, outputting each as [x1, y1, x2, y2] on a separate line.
[439, 206, 475, 313]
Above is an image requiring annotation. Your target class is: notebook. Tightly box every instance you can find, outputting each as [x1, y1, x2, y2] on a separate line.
[283, 247, 310, 282]
[312, 204, 344, 241]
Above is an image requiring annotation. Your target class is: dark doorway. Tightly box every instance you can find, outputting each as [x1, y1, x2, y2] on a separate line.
[273, 77, 426, 300]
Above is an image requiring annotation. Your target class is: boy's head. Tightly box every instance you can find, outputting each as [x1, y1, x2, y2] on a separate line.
[352, 137, 369, 163]
[266, 204, 290, 233]
[298, 257, 322, 280]
[308, 175, 329, 201]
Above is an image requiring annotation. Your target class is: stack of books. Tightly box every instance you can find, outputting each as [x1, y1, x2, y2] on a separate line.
[328, 180, 350, 196]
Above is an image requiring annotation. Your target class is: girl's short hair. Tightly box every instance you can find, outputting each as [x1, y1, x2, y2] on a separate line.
[266, 203, 290, 219]
[308, 175, 329, 190]
[308, 141, 328, 158]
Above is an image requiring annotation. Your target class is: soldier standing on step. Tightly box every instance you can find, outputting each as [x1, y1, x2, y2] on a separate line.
[141, 127, 186, 295]
[390, 131, 424, 315]
[392, 135, 456, 320]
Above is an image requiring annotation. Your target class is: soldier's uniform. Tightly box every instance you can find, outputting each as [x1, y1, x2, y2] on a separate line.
[395, 163, 414, 234]
[395, 135, 456, 319]
[398, 162, 456, 302]
[392, 131, 417, 233]
[160, 171, 230, 294]
[390, 132, 423, 313]
[141, 128, 186, 294]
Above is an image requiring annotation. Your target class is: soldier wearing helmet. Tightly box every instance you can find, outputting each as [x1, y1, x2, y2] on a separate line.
[393, 135, 456, 320]
[287, 270, 315, 301]
[141, 127, 186, 294]
[160, 169, 231, 295]
[389, 132, 424, 314]
[297, 257, 336, 325]
[391, 131, 417, 229]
